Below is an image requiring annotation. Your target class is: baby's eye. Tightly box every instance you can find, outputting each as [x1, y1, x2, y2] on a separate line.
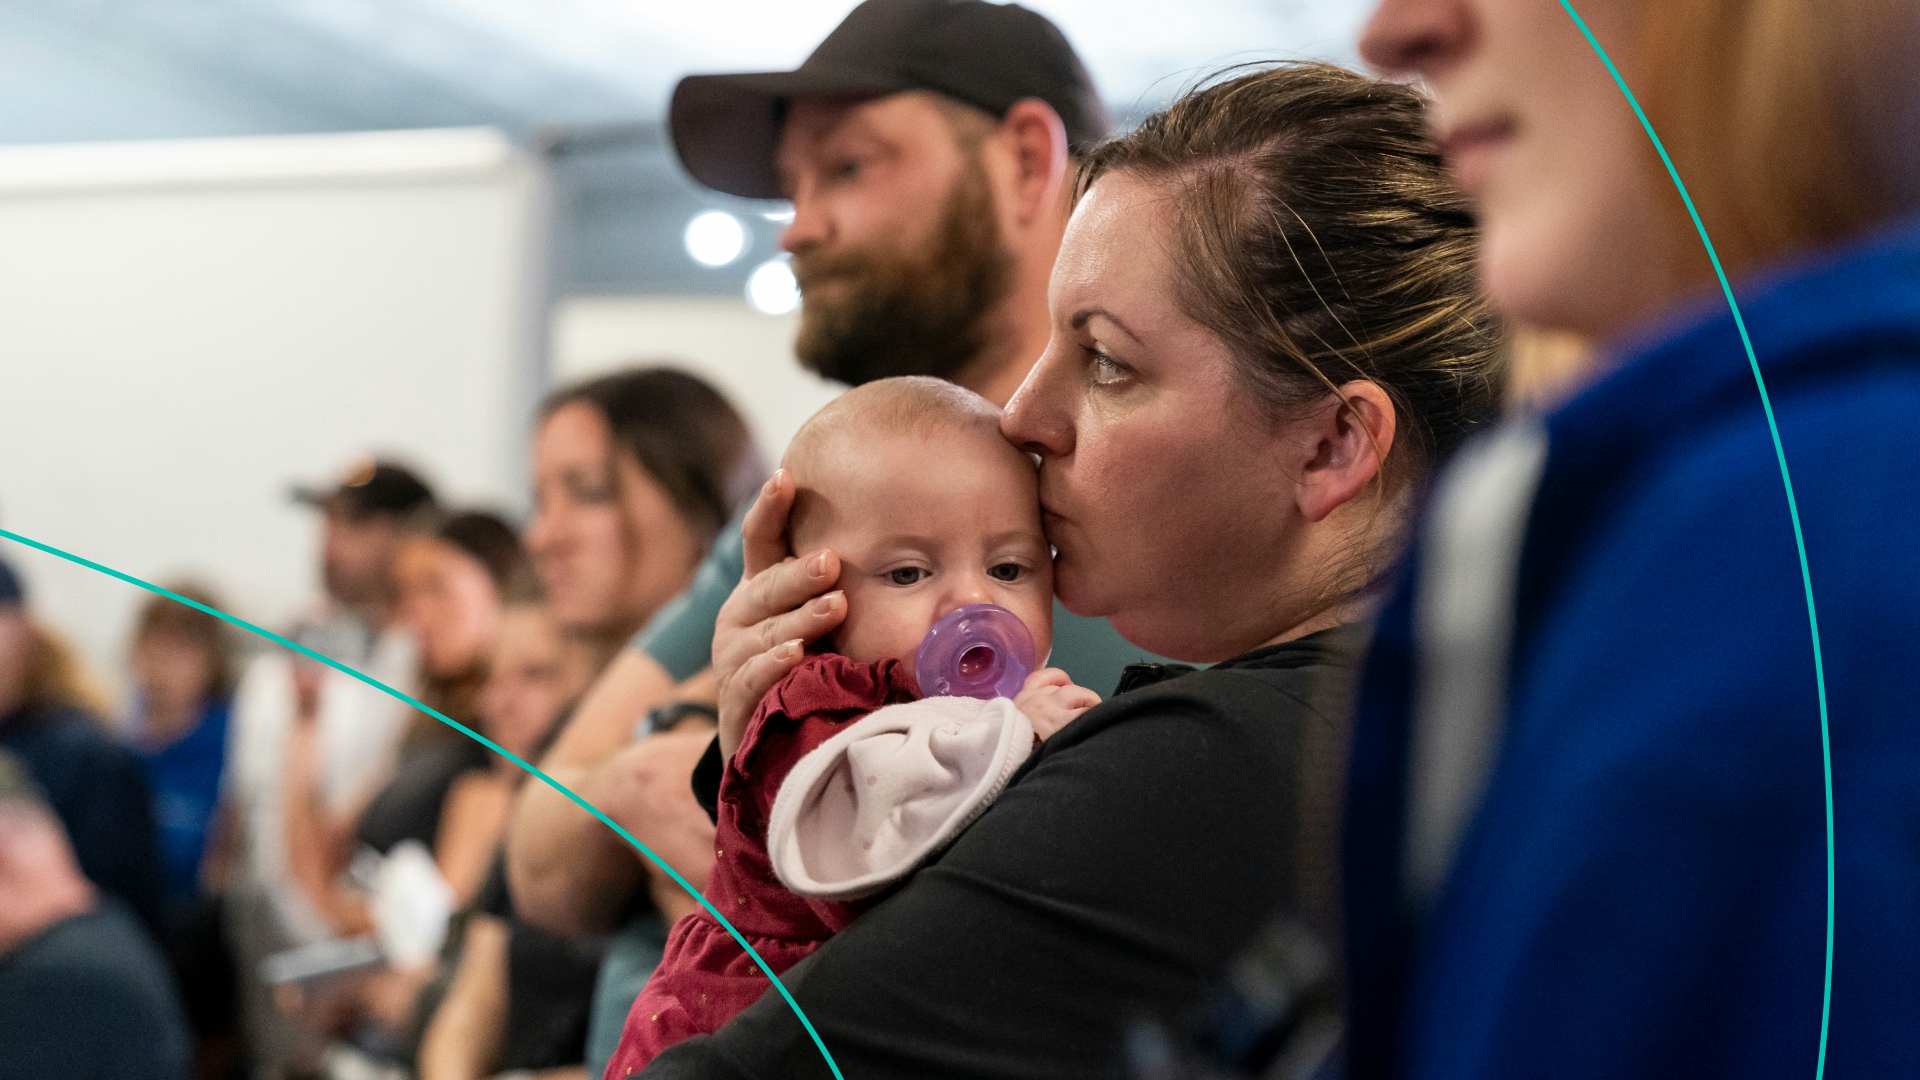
[888, 567, 927, 586]
[988, 563, 1024, 583]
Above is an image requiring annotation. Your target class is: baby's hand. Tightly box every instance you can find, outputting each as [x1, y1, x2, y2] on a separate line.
[1013, 668, 1102, 741]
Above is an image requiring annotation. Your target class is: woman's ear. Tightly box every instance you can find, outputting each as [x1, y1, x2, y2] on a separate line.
[1295, 381, 1396, 524]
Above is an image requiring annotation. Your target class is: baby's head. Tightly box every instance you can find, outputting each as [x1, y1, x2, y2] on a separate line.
[784, 377, 1052, 687]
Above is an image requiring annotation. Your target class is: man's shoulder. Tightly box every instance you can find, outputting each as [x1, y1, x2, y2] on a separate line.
[1, 903, 172, 1002]
[0, 904, 189, 1076]
[1, 705, 136, 774]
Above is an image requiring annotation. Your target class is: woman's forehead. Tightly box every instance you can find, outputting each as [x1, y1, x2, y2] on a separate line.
[1054, 178, 1182, 322]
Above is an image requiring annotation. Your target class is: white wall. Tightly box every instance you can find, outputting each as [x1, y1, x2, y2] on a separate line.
[0, 128, 545, 701]
[550, 294, 840, 467]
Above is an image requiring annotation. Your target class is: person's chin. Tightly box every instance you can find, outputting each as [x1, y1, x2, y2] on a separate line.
[1048, 557, 1108, 620]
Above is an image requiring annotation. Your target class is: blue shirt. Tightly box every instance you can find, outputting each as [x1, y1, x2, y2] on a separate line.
[133, 697, 230, 913]
[1343, 216, 1920, 1078]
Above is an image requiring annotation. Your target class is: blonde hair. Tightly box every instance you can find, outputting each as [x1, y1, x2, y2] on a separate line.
[1637, 0, 1920, 278]
[25, 619, 113, 719]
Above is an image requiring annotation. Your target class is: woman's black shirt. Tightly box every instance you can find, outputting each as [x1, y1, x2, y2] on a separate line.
[652, 624, 1367, 1079]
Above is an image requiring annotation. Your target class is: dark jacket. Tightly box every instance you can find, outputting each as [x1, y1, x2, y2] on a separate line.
[2, 703, 167, 934]
[1344, 215, 1920, 1078]
[648, 624, 1366, 1079]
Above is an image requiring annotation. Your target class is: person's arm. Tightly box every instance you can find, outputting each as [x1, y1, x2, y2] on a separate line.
[507, 649, 676, 936]
[645, 677, 1302, 1079]
[434, 773, 515, 907]
[281, 707, 370, 935]
[417, 913, 510, 1080]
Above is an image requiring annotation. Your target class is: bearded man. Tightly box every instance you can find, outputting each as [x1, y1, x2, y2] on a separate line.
[502, 4, 1149, 1074]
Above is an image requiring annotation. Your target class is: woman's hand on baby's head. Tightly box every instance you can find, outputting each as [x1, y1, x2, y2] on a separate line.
[1014, 668, 1102, 741]
[714, 469, 849, 759]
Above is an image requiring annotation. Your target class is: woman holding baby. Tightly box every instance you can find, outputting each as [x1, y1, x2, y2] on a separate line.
[635, 63, 1502, 1077]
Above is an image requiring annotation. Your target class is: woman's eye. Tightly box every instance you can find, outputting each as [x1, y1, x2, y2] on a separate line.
[988, 563, 1024, 583]
[1088, 347, 1129, 386]
[831, 157, 862, 181]
[567, 475, 615, 504]
[888, 567, 927, 586]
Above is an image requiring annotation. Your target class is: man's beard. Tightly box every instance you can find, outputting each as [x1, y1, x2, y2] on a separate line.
[791, 158, 1013, 387]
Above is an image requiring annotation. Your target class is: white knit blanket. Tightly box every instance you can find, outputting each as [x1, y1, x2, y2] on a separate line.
[767, 696, 1035, 901]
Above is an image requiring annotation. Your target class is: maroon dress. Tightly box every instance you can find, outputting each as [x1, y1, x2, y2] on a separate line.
[605, 653, 918, 1076]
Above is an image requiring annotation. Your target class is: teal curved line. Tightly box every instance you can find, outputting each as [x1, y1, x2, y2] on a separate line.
[1556, 5, 1835, 1077]
[0, 525, 845, 1080]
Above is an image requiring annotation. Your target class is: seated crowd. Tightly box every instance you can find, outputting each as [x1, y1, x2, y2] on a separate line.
[3, 0, 1918, 1078]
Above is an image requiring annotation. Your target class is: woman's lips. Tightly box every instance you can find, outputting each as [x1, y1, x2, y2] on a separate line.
[1439, 117, 1516, 192]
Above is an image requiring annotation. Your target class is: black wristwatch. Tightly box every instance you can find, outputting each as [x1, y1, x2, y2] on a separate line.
[634, 700, 720, 741]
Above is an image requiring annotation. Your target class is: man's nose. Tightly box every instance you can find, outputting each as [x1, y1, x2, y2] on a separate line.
[779, 188, 831, 254]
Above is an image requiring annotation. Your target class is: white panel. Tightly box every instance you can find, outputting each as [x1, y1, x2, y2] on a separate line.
[0, 128, 543, 702]
[550, 294, 840, 466]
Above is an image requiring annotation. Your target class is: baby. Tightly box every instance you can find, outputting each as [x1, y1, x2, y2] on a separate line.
[605, 377, 1100, 1073]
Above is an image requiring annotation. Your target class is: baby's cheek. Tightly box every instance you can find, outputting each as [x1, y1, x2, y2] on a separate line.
[830, 589, 936, 670]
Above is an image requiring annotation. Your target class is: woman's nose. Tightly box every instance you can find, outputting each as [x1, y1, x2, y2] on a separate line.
[1359, 0, 1473, 77]
[1000, 343, 1075, 459]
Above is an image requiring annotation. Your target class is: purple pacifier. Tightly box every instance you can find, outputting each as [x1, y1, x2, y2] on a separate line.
[914, 604, 1037, 700]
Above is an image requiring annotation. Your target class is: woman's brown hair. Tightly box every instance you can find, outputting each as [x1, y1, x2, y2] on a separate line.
[1637, 0, 1920, 279]
[1078, 62, 1503, 488]
[540, 368, 765, 551]
[132, 582, 235, 699]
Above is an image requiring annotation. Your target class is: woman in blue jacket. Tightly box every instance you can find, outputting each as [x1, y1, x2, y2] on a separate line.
[1346, 1, 1920, 1077]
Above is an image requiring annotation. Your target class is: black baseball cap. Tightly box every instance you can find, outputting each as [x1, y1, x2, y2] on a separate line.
[670, 0, 1110, 200]
[291, 460, 435, 520]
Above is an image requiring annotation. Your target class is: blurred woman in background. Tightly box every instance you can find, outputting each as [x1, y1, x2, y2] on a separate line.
[1345, 1, 1920, 1076]
[127, 583, 236, 917]
[517, 366, 764, 1079]
[284, 509, 527, 932]
[350, 509, 529, 898]
[525, 368, 764, 655]
[0, 554, 166, 934]
[125, 583, 243, 1080]
[416, 597, 607, 1080]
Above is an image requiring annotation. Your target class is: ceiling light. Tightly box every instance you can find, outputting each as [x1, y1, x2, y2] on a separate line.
[684, 210, 746, 267]
[745, 257, 799, 315]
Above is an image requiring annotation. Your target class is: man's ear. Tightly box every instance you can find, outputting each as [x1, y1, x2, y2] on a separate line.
[1295, 381, 1397, 524]
[995, 98, 1069, 229]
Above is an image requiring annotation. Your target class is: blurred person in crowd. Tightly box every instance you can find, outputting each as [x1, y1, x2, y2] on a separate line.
[225, 459, 434, 1080]
[276, 510, 526, 1060]
[416, 598, 611, 1080]
[0, 553, 167, 934]
[127, 583, 237, 915]
[505, 6, 1147, 1068]
[1340, 1, 1920, 1077]
[516, 366, 760, 1076]
[126, 583, 244, 1080]
[347, 509, 529, 890]
[646, 60, 1501, 1077]
[0, 747, 190, 1080]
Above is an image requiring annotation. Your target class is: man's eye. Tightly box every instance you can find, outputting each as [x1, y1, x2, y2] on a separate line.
[988, 563, 1023, 582]
[888, 567, 927, 586]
